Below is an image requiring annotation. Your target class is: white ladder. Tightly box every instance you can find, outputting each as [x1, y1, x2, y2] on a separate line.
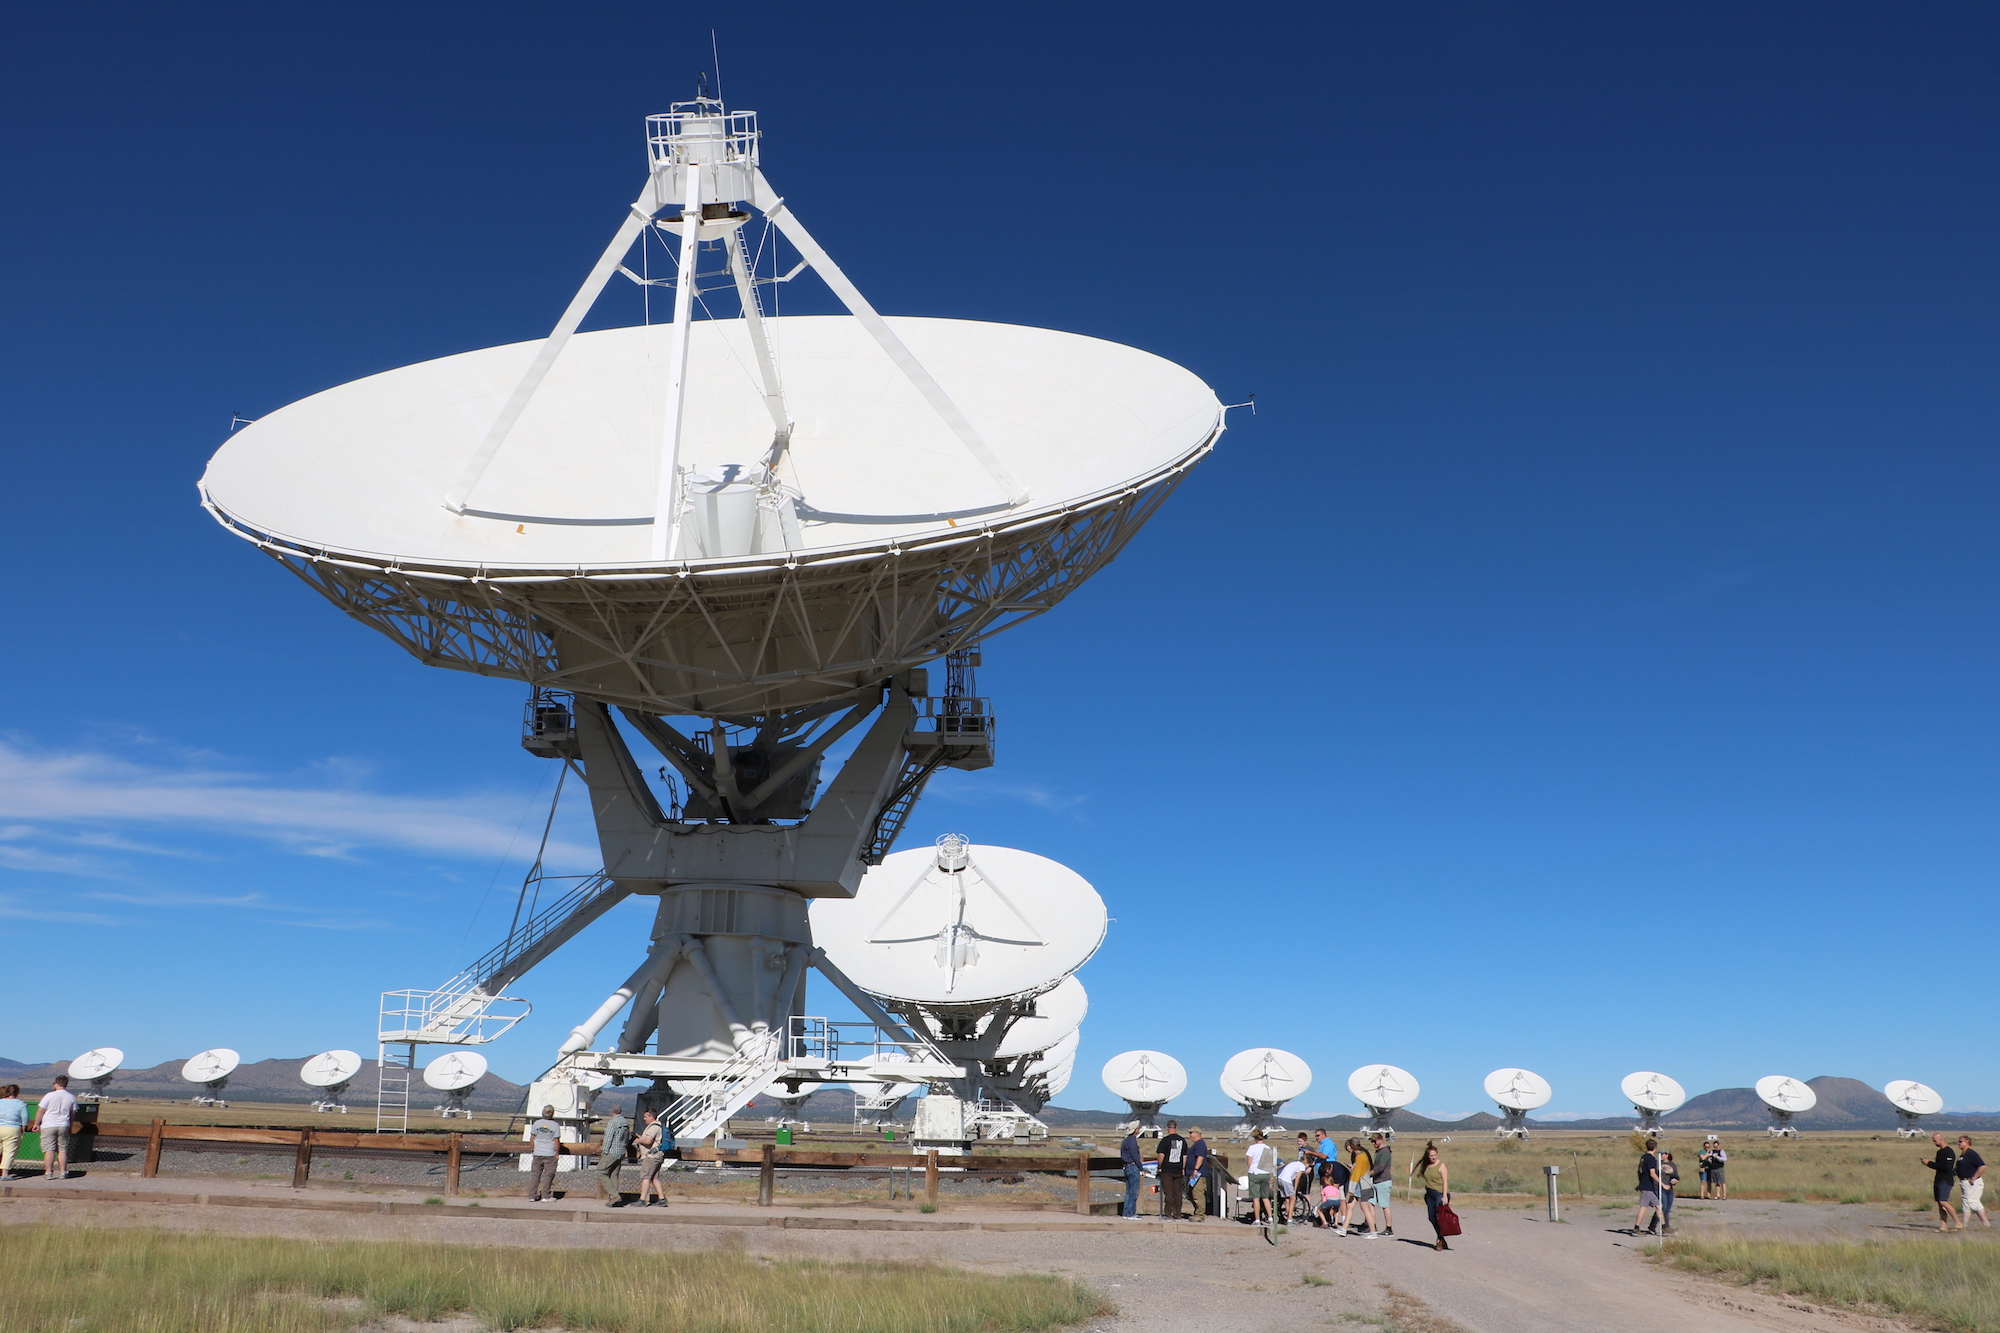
[376, 1041, 415, 1132]
[663, 1033, 788, 1142]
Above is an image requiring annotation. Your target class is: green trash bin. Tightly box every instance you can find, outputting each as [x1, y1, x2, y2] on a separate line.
[775, 1126, 794, 1146]
[16, 1099, 97, 1171]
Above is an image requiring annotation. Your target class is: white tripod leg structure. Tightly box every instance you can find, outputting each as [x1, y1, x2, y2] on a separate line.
[652, 161, 704, 562]
[725, 228, 790, 446]
[444, 181, 661, 514]
[751, 170, 1029, 508]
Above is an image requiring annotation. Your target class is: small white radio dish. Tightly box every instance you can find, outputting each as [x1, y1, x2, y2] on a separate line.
[810, 838, 1107, 1006]
[1102, 1051, 1189, 1105]
[1221, 1049, 1313, 1136]
[1885, 1080, 1944, 1138]
[988, 976, 1088, 1060]
[68, 1048, 124, 1084]
[182, 1049, 240, 1084]
[423, 1051, 489, 1092]
[1348, 1064, 1418, 1110]
[300, 1050, 363, 1088]
[1756, 1075, 1815, 1137]
[1484, 1068, 1552, 1110]
[1483, 1067, 1550, 1138]
[1620, 1071, 1686, 1113]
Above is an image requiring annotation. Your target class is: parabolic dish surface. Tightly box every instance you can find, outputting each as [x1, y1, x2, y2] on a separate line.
[1223, 1049, 1313, 1106]
[182, 1049, 241, 1083]
[300, 1050, 364, 1088]
[1884, 1080, 1944, 1116]
[1102, 1050, 1189, 1104]
[987, 976, 1088, 1059]
[423, 1051, 489, 1091]
[1621, 1071, 1686, 1112]
[69, 1048, 124, 1081]
[809, 843, 1106, 1005]
[1347, 1064, 1418, 1110]
[1755, 1075, 1817, 1113]
[1483, 1068, 1552, 1111]
[201, 317, 1221, 571]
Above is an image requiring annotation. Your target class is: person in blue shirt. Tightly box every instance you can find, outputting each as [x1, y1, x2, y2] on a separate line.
[0, 1085, 27, 1181]
[1120, 1130, 1144, 1219]
[1183, 1128, 1212, 1220]
[1313, 1129, 1337, 1169]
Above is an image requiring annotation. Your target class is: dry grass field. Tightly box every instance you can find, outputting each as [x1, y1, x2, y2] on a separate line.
[0, 1224, 1110, 1333]
[1661, 1234, 2000, 1333]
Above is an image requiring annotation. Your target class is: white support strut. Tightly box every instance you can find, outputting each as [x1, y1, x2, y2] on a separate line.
[725, 227, 791, 441]
[652, 162, 705, 561]
[750, 170, 1030, 507]
[445, 181, 661, 514]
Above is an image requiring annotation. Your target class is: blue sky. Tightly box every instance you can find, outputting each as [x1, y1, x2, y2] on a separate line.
[2, 2, 1994, 1120]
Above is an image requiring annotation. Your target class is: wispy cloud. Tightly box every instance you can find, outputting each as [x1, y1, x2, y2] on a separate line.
[927, 772, 1092, 817]
[0, 740, 596, 869]
[0, 893, 119, 926]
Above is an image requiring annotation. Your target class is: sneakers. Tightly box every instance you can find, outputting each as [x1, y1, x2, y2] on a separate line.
[1362, 1231, 1380, 1240]
[1383, 1228, 1394, 1237]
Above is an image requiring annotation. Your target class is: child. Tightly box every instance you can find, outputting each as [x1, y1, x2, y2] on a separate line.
[1316, 1164, 1341, 1228]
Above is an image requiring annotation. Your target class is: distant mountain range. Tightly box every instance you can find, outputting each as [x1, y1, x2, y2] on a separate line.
[5, 1061, 1991, 1133]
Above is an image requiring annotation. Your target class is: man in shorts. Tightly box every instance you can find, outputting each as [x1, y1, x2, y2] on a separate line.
[1633, 1138, 1663, 1235]
[1244, 1129, 1277, 1225]
[526, 1105, 563, 1201]
[31, 1076, 77, 1181]
[1369, 1132, 1396, 1237]
[1957, 1137, 1988, 1229]
[1921, 1133, 1960, 1231]
[1703, 1139, 1728, 1199]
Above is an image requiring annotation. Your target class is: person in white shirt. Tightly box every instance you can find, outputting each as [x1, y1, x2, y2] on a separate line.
[32, 1076, 78, 1181]
[526, 1105, 564, 1201]
[1276, 1158, 1309, 1224]
[1244, 1129, 1278, 1225]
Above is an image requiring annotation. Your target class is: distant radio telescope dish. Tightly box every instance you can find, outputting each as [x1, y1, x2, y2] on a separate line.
[810, 837, 1106, 1006]
[1484, 1068, 1552, 1111]
[1040, 1054, 1075, 1100]
[1755, 1076, 1816, 1114]
[1885, 1080, 1944, 1116]
[1348, 1064, 1418, 1111]
[1620, 1071, 1686, 1114]
[988, 976, 1088, 1060]
[300, 1050, 363, 1088]
[182, 1049, 240, 1085]
[423, 1051, 489, 1092]
[68, 1048, 124, 1084]
[1102, 1051, 1189, 1106]
[1224, 1049, 1314, 1107]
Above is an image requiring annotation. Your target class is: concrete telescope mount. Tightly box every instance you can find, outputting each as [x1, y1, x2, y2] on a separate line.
[200, 92, 1221, 1141]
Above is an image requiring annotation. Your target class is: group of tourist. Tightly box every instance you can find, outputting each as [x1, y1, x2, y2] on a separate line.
[524, 1103, 678, 1206]
[1118, 1122, 1457, 1251]
[1921, 1133, 1989, 1231]
[0, 1076, 78, 1181]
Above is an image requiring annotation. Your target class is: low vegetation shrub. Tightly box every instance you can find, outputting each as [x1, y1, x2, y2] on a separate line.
[1663, 1236, 2000, 1333]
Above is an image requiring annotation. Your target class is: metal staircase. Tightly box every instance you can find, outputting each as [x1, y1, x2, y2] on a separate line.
[661, 1031, 788, 1142]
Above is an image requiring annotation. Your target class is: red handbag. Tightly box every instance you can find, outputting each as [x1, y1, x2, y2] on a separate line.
[1436, 1201, 1463, 1237]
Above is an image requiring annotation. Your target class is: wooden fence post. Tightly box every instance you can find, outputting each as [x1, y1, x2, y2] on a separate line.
[1076, 1151, 1091, 1215]
[924, 1149, 939, 1207]
[143, 1119, 164, 1178]
[758, 1143, 775, 1207]
[290, 1131, 312, 1190]
[447, 1133, 463, 1196]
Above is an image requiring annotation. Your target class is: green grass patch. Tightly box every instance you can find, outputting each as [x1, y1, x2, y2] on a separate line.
[1663, 1235, 2000, 1332]
[0, 1225, 1109, 1332]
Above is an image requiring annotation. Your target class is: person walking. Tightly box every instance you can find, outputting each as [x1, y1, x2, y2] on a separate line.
[0, 1085, 26, 1180]
[30, 1075, 77, 1181]
[1155, 1120, 1189, 1219]
[1957, 1137, 1989, 1229]
[1343, 1137, 1379, 1237]
[633, 1109, 670, 1207]
[1244, 1129, 1278, 1226]
[1417, 1141, 1452, 1251]
[1632, 1138, 1664, 1235]
[1369, 1132, 1396, 1237]
[1183, 1128, 1212, 1220]
[1922, 1133, 1961, 1231]
[594, 1105, 632, 1207]
[1120, 1127, 1144, 1219]
[1658, 1151, 1681, 1234]
[526, 1104, 563, 1201]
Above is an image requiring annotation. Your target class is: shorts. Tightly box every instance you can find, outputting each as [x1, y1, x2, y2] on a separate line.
[639, 1151, 668, 1184]
[40, 1126, 70, 1159]
[1935, 1177, 1956, 1204]
[1247, 1173, 1272, 1200]
[1707, 1169, 1724, 1186]
[1638, 1189, 1660, 1208]
[1374, 1180, 1394, 1206]
[1963, 1178, 1985, 1212]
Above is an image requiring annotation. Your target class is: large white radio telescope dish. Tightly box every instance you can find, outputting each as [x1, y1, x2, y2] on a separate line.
[1223, 1049, 1313, 1106]
[809, 839, 1105, 1006]
[1755, 1075, 1816, 1114]
[1348, 1064, 1419, 1111]
[1041, 1055, 1076, 1100]
[1885, 1080, 1943, 1116]
[181, 1049, 240, 1085]
[1102, 1051, 1188, 1105]
[423, 1051, 489, 1092]
[300, 1050, 364, 1089]
[1621, 1071, 1686, 1113]
[68, 1048, 124, 1082]
[201, 318, 1220, 715]
[1483, 1068, 1552, 1111]
[988, 976, 1088, 1060]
